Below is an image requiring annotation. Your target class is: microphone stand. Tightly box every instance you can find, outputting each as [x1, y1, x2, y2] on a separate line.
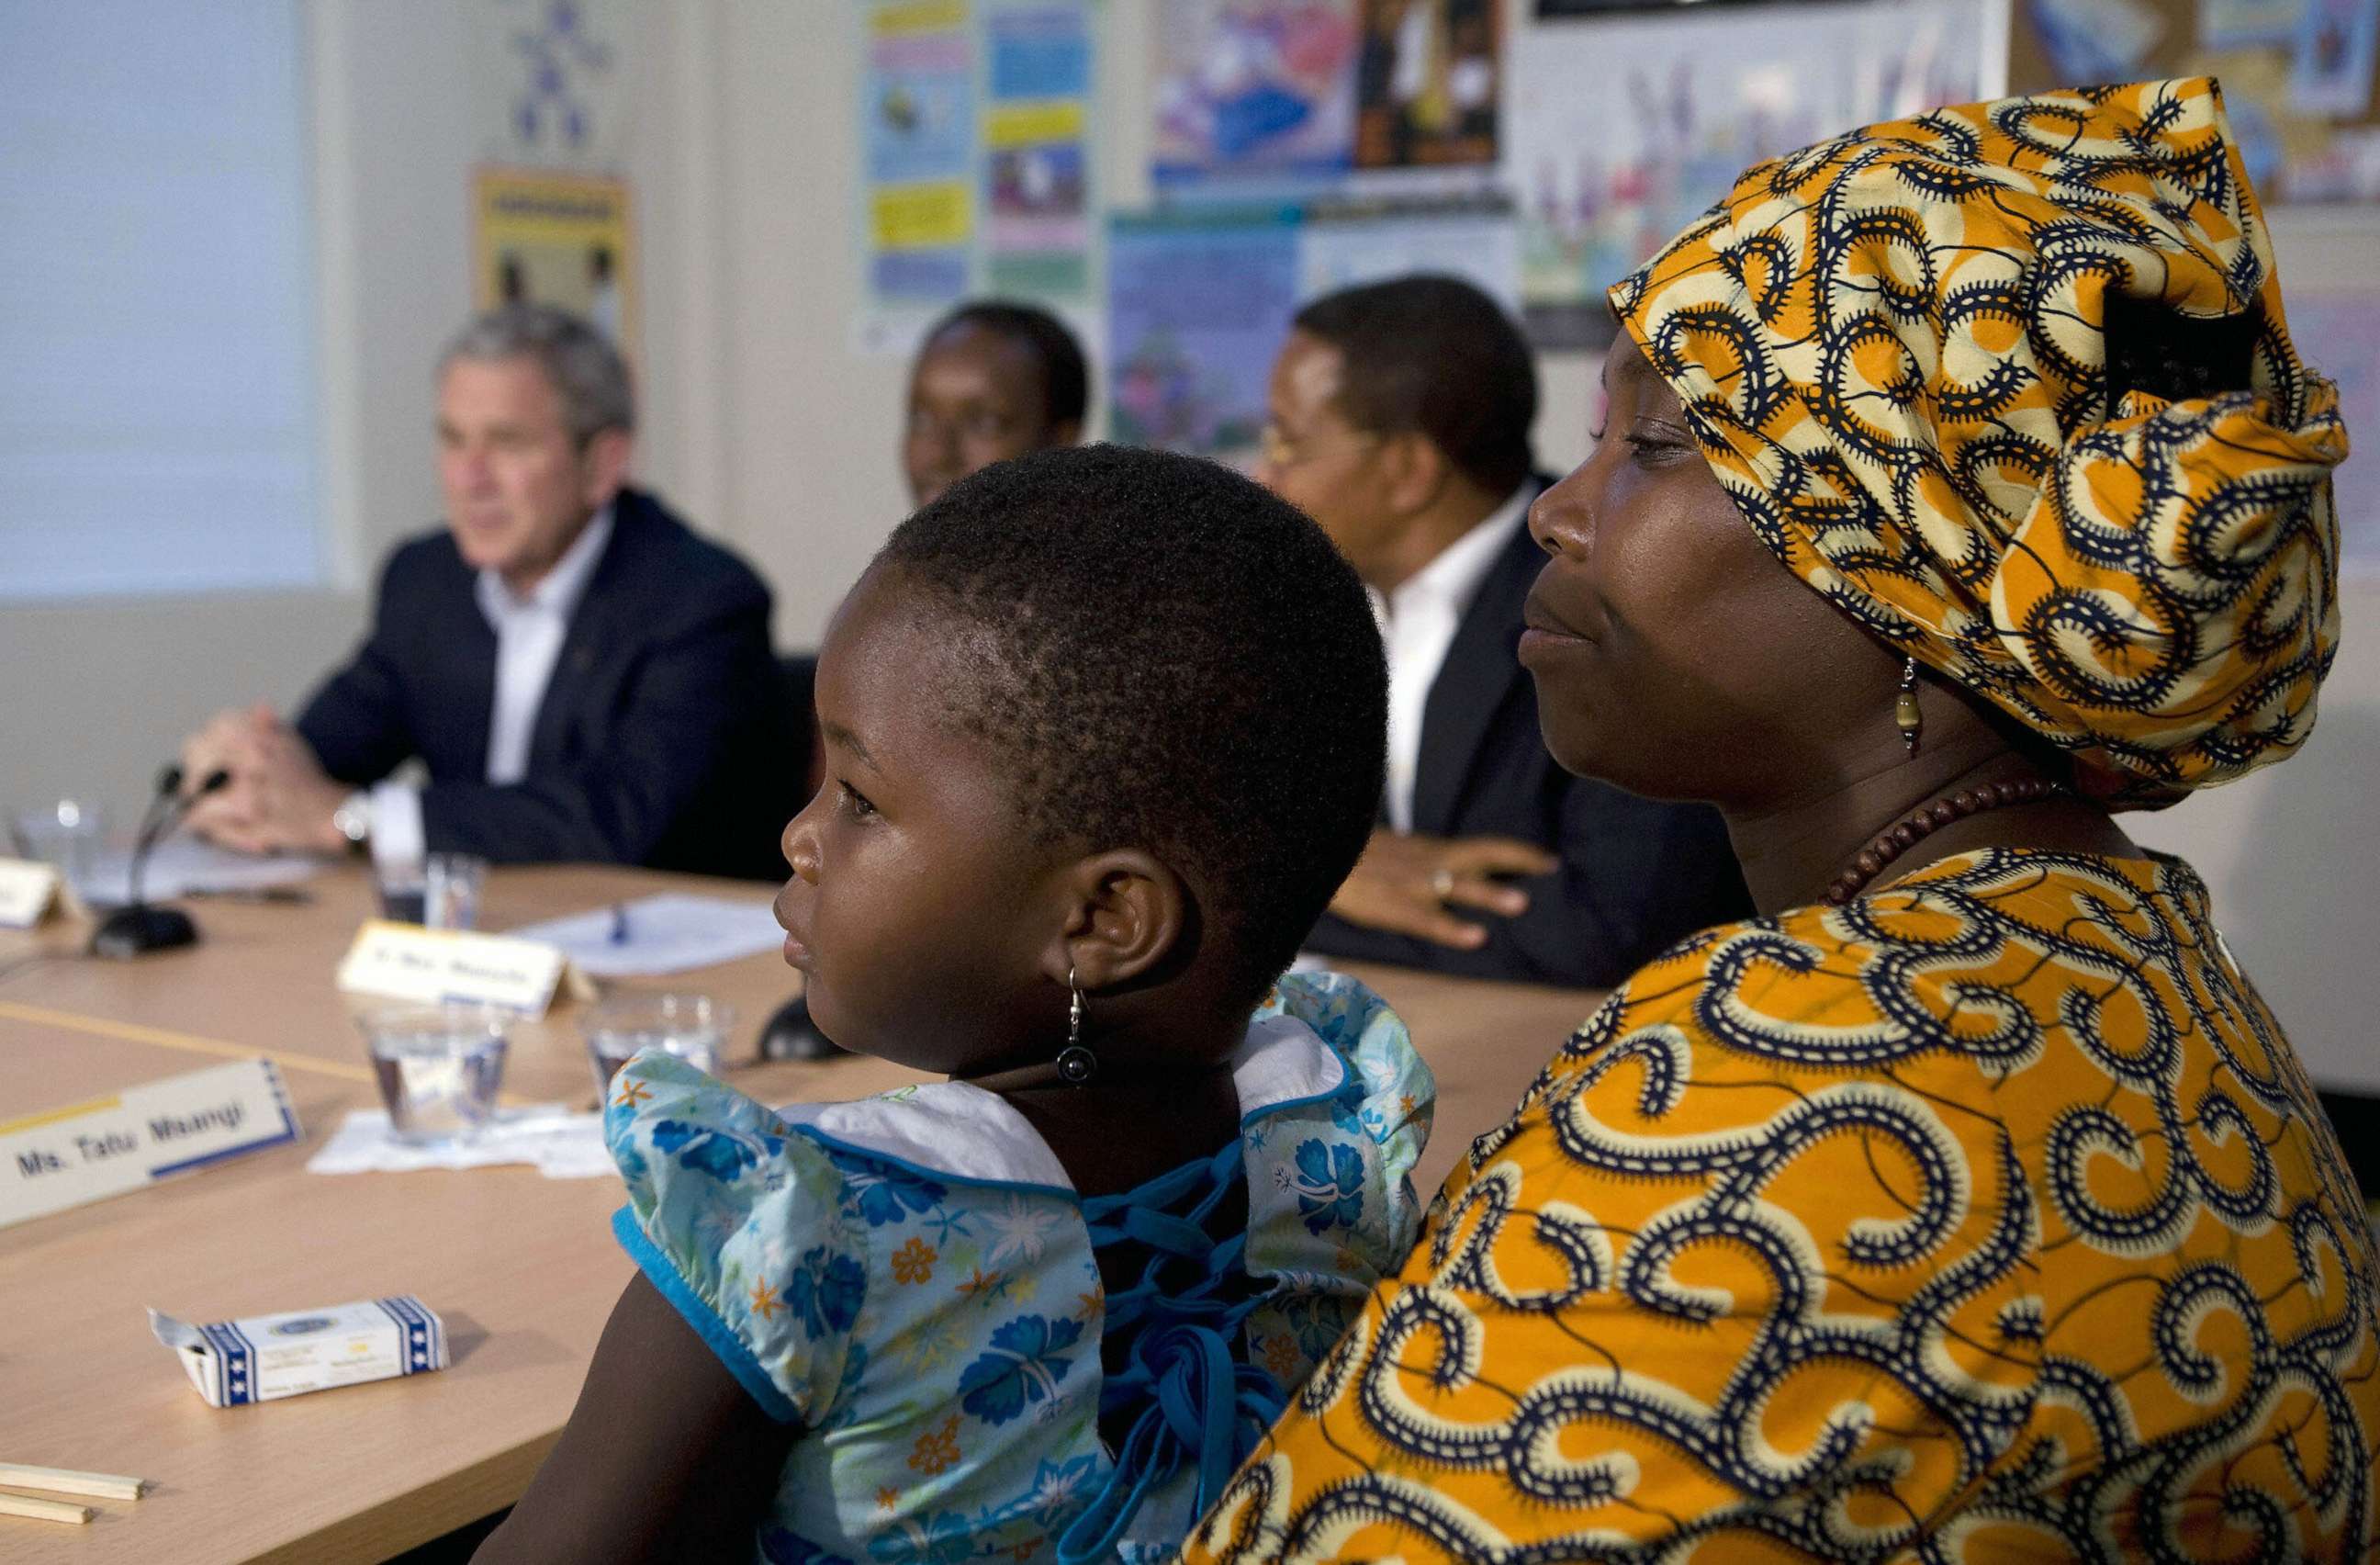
[90, 768, 229, 960]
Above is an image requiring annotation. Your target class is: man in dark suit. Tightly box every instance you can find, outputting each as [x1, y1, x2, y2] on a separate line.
[180, 305, 796, 881]
[1254, 276, 1749, 986]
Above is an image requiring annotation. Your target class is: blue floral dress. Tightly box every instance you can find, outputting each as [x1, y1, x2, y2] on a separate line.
[604, 970, 1434, 1564]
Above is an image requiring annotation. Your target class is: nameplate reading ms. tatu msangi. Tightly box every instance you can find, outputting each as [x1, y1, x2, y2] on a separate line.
[0, 1057, 300, 1229]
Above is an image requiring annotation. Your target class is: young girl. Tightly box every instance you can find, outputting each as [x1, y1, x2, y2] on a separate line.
[477, 445, 1431, 1565]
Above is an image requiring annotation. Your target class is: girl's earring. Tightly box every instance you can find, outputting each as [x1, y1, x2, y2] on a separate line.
[1894, 657, 1922, 755]
[1055, 965, 1097, 1087]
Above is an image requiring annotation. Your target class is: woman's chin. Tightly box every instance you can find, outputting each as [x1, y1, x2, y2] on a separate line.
[1536, 718, 1692, 802]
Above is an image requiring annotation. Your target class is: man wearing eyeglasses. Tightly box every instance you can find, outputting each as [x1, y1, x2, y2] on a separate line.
[1254, 275, 1748, 986]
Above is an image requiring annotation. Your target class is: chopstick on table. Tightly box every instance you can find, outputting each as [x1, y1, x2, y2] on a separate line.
[0, 1459, 148, 1525]
[0, 1463, 146, 1501]
[0, 1492, 95, 1525]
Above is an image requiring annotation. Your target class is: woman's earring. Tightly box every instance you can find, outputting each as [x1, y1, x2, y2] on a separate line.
[1055, 965, 1097, 1087]
[1894, 657, 1922, 755]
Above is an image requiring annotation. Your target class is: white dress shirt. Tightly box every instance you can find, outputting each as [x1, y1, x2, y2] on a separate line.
[367, 507, 614, 866]
[1376, 484, 1533, 834]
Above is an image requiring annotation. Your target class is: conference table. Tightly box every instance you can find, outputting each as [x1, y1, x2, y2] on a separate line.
[0, 861, 1607, 1563]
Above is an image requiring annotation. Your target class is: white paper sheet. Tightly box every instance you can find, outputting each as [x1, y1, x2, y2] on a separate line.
[502, 892, 786, 977]
[78, 838, 329, 905]
[305, 1106, 614, 1179]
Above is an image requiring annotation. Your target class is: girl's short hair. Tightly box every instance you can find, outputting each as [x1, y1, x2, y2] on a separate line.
[878, 444, 1387, 1008]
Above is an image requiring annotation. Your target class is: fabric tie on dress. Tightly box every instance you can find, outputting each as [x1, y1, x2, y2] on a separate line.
[1056, 1141, 1283, 1565]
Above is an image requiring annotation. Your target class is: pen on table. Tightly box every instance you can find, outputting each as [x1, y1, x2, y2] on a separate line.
[187, 885, 314, 905]
[609, 903, 630, 945]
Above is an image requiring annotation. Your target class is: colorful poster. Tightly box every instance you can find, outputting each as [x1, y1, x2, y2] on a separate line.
[1152, 1, 1364, 190]
[2290, 290, 2380, 577]
[2199, 0, 2305, 47]
[1510, 0, 1998, 347]
[1353, 0, 1501, 169]
[983, 3, 1094, 297]
[864, 0, 976, 313]
[2021, 0, 2167, 82]
[2292, 0, 2380, 116]
[1297, 198, 1521, 311]
[2017, 0, 2380, 204]
[472, 168, 634, 355]
[1106, 210, 1301, 456]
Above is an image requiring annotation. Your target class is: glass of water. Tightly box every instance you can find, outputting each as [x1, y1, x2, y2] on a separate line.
[16, 799, 104, 895]
[374, 859, 427, 925]
[424, 852, 487, 931]
[359, 1003, 510, 1145]
[585, 993, 735, 1099]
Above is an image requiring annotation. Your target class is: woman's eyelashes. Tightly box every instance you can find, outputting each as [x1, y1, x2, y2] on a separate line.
[1624, 422, 1695, 467]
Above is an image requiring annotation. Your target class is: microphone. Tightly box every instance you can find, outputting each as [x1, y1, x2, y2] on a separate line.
[90, 767, 230, 960]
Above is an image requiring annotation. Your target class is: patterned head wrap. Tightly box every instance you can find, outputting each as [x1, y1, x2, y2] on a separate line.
[1611, 79, 2346, 806]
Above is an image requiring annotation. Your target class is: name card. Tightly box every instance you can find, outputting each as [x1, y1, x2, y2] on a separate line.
[0, 858, 84, 929]
[0, 1058, 300, 1231]
[336, 919, 592, 1015]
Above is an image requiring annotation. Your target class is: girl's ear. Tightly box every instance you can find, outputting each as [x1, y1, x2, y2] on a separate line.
[1047, 848, 1190, 995]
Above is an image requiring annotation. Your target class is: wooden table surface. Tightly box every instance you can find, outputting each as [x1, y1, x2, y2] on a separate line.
[0, 863, 1602, 1563]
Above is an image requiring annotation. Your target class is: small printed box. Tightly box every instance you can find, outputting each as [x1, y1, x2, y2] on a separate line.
[149, 1296, 447, 1408]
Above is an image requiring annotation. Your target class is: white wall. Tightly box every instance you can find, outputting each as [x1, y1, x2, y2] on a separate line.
[0, 0, 703, 832]
[1, 0, 2370, 1090]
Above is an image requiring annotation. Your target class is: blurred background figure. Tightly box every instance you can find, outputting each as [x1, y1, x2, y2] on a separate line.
[178, 304, 796, 881]
[901, 299, 1088, 508]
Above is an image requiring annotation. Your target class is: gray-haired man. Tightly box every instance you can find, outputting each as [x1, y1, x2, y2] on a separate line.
[180, 305, 798, 880]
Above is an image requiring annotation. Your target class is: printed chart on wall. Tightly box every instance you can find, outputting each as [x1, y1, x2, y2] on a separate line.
[468, 0, 637, 175]
[860, 0, 978, 349]
[2014, 0, 2380, 204]
[1510, 0, 2004, 346]
[1106, 199, 1521, 462]
[2294, 287, 2380, 578]
[983, 3, 1095, 299]
[1352, 0, 1504, 172]
[1107, 209, 1300, 458]
[1152, 1, 1364, 190]
[472, 169, 634, 359]
[855, 0, 1097, 352]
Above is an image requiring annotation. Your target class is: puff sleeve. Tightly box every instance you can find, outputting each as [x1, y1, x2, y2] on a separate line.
[605, 1051, 868, 1429]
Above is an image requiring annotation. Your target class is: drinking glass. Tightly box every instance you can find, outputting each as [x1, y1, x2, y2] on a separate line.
[359, 1003, 510, 1144]
[15, 799, 104, 895]
[424, 852, 487, 931]
[374, 859, 427, 924]
[584, 993, 735, 1099]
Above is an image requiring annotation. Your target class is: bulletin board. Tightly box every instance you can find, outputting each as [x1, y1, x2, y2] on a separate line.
[2011, 0, 2380, 204]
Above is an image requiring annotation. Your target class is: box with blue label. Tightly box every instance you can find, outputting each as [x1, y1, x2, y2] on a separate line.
[148, 1297, 447, 1407]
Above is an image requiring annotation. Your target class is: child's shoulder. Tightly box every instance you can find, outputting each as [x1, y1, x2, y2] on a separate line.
[1250, 968, 1434, 1138]
[1237, 969, 1436, 1278]
[605, 1051, 1087, 1219]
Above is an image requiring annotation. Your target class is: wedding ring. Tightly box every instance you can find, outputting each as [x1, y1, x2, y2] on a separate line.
[1431, 868, 1458, 900]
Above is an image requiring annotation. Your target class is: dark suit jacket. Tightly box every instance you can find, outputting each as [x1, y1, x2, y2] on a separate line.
[297, 489, 800, 881]
[1302, 501, 1752, 987]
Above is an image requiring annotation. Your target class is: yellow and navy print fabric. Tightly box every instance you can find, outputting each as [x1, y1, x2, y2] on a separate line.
[1611, 79, 2346, 807]
[605, 969, 1434, 1565]
[1183, 850, 2380, 1562]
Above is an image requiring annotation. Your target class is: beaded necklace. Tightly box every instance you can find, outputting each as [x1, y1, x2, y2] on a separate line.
[1822, 776, 2069, 906]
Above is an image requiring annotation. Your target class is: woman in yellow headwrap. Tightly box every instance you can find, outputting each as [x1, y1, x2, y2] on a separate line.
[1183, 79, 2374, 1561]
